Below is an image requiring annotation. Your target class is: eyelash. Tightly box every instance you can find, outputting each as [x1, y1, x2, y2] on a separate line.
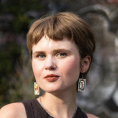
[36, 54, 46, 58]
[56, 52, 67, 57]
[36, 52, 67, 59]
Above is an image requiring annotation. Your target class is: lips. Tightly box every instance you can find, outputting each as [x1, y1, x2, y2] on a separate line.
[44, 74, 59, 82]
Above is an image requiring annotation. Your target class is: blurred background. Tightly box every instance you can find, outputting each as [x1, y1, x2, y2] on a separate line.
[0, 0, 118, 117]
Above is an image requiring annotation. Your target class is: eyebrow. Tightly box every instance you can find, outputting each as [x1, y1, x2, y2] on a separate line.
[32, 49, 72, 55]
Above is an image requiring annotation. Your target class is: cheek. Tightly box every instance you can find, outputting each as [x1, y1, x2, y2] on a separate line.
[32, 60, 43, 78]
[60, 57, 81, 79]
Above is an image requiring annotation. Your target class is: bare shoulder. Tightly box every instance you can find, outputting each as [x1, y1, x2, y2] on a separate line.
[0, 102, 26, 118]
[86, 113, 99, 118]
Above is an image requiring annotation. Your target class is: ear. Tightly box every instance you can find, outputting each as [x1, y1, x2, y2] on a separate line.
[80, 56, 91, 73]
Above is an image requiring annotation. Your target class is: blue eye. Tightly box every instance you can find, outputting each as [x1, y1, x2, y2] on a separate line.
[37, 54, 46, 59]
[40, 55, 45, 58]
[57, 53, 67, 57]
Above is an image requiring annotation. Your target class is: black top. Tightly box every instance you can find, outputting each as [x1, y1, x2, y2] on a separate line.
[22, 99, 88, 118]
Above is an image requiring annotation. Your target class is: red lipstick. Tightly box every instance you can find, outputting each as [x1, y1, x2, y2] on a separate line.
[44, 74, 59, 82]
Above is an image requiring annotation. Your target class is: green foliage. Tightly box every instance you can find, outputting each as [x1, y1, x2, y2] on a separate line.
[0, 40, 21, 106]
[11, 14, 31, 33]
[0, 0, 47, 33]
[0, 42, 21, 75]
[0, 0, 47, 107]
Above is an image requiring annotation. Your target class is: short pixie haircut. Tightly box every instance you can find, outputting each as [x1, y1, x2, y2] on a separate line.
[27, 12, 95, 77]
[27, 12, 95, 60]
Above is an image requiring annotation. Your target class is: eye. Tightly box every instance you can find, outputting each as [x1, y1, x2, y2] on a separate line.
[56, 52, 67, 58]
[36, 54, 46, 59]
[39, 55, 46, 58]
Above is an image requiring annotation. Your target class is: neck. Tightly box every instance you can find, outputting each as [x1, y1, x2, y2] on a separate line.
[38, 88, 77, 118]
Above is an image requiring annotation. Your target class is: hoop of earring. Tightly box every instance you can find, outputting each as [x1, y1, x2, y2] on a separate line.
[78, 74, 86, 92]
[34, 82, 40, 95]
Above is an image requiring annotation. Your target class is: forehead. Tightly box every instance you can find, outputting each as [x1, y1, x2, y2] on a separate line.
[32, 35, 79, 51]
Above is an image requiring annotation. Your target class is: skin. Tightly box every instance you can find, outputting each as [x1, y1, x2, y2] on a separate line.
[0, 36, 99, 118]
[32, 36, 83, 118]
[32, 36, 82, 94]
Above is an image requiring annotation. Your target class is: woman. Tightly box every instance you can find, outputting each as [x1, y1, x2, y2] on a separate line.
[0, 12, 99, 118]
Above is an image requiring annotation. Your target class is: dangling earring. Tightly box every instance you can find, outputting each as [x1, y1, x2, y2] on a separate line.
[34, 82, 40, 95]
[78, 74, 86, 92]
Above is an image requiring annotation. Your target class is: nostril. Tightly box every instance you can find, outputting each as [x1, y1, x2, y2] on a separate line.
[45, 67, 56, 70]
[45, 65, 57, 70]
[50, 66, 56, 70]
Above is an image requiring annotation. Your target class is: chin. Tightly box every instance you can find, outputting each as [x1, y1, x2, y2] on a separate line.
[42, 86, 66, 94]
[44, 88, 62, 93]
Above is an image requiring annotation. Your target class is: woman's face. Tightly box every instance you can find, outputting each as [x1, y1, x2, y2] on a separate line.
[32, 36, 89, 93]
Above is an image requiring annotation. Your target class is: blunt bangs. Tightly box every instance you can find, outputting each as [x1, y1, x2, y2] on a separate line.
[27, 12, 95, 60]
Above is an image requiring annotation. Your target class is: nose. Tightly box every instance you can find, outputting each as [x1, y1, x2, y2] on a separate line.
[45, 56, 57, 70]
